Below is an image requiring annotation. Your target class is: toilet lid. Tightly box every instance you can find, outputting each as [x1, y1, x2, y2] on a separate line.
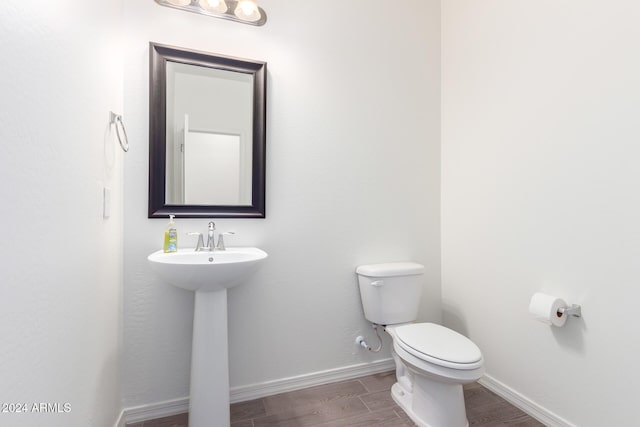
[394, 323, 482, 366]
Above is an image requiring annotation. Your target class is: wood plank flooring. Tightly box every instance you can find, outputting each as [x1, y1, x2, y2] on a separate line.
[127, 371, 545, 427]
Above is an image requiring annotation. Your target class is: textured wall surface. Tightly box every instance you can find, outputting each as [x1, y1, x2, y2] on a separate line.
[441, 1, 640, 425]
[0, 1, 124, 426]
[122, 0, 441, 407]
[4, 1, 635, 424]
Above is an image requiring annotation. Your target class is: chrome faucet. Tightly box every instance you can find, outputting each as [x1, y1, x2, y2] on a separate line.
[189, 222, 234, 251]
[188, 221, 216, 252]
[206, 221, 216, 251]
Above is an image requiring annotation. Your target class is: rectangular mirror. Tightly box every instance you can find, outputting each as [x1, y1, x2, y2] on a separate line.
[149, 42, 266, 218]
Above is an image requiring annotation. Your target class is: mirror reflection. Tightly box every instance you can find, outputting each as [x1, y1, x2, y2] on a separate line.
[148, 43, 266, 218]
[165, 63, 253, 205]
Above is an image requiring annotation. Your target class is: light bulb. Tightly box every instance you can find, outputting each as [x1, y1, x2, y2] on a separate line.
[198, 0, 227, 13]
[166, 0, 191, 6]
[234, 0, 261, 22]
[240, 1, 254, 15]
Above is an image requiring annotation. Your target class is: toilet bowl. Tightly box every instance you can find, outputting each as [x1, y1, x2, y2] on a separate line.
[386, 323, 484, 427]
[356, 262, 484, 427]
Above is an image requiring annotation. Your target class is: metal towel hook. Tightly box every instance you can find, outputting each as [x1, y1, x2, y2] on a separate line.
[110, 111, 129, 152]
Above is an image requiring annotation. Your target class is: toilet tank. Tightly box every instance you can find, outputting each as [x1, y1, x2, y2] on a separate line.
[356, 262, 425, 325]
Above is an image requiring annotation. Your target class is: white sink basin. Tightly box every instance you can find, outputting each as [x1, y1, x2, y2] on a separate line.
[148, 247, 268, 292]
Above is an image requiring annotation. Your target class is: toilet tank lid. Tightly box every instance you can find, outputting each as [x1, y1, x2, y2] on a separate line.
[356, 262, 425, 277]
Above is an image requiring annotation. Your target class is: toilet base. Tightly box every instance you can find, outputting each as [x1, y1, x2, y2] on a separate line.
[386, 326, 481, 427]
[391, 377, 469, 427]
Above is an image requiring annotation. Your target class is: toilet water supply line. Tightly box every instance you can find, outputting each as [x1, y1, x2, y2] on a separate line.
[356, 323, 383, 353]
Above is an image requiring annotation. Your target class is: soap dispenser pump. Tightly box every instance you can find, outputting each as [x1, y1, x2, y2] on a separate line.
[163, 214, 178, 253]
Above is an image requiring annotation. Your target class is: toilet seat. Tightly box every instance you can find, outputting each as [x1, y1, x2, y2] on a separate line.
[393, 323, 483, 370]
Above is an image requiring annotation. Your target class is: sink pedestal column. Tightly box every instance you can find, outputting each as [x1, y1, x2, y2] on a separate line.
[190, 289, 230, 427]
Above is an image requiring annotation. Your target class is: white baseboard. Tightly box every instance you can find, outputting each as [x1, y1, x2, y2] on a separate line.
[230, 358, 395, 403]
[479, 374, 576, 427]
[122, 358, 394, 425]
[123, 397, 190, 425]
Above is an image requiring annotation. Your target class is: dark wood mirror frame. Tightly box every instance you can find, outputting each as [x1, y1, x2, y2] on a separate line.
[148, 42, 266, 218]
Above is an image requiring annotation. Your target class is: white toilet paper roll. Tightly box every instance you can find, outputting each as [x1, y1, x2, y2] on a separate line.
[529, 292, 567, 327]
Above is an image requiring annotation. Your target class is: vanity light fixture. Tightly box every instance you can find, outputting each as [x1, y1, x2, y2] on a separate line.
[154, 0, 267, 26]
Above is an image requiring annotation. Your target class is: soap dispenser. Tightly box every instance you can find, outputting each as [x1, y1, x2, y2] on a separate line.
[163, 214, 178, 253]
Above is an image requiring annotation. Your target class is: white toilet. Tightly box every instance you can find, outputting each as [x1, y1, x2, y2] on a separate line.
[356, 262, 484, 427]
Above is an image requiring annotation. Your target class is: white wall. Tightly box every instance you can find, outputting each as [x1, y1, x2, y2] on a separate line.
[0, 1, 124, 426]
[122, 0, 441, 408]
[441, 1, 640, 425]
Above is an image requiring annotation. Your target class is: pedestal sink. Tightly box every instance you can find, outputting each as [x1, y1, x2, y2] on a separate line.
[148, 247, 268, 427]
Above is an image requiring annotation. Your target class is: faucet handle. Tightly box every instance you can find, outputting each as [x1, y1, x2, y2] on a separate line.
[187, 232, 205, 251]
[216, 231, 235, 251]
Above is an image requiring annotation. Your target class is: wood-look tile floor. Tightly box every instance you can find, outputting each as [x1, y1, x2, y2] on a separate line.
[127, 371, 545, 427]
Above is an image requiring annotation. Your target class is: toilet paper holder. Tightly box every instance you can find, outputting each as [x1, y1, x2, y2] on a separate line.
[557, 304, 582, 318]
